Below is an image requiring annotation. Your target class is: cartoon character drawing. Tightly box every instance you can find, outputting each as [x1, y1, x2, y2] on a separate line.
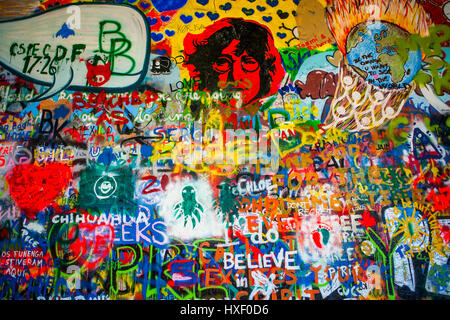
[249, 270, 277, 300]
[213, 181, 240, 227]
[86, 57, 111, 87]
[173, 185, 204, 228]
[151, 56, 172, 74]
[279, 22, 301, 47]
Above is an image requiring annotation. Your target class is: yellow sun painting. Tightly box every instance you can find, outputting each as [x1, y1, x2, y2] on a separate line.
[391, 207, 430, 253]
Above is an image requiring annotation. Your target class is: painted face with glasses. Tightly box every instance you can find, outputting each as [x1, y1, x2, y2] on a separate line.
[213, 39, 261, 106]
[183, 18, 284, 111]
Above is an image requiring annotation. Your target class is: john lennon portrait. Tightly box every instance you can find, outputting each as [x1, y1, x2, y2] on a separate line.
[183, 18, 285, 111]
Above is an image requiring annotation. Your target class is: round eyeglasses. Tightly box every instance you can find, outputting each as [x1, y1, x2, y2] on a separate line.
[213, 55, 260, 74]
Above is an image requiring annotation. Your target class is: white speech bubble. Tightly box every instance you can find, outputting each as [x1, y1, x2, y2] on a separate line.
[0, 3, 151, 101]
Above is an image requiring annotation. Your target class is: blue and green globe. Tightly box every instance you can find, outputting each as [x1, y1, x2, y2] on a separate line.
[346, 21, 422, 89]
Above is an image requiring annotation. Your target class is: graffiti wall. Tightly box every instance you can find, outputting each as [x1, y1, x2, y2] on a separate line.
[0, 0, 449, 301]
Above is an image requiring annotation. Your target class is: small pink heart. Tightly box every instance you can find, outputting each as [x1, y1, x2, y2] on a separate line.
[373, 74, 379, 79]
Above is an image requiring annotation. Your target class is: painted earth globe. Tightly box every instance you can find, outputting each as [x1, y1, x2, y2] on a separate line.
[346, 21, 422, 89]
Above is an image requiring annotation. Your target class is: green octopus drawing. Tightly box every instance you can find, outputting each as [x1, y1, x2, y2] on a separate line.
[173, 185, 204, 228]
[213, 181, 240, 227]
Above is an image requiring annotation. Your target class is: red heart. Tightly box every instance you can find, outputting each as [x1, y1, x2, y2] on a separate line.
[6, 163, 72, 219]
